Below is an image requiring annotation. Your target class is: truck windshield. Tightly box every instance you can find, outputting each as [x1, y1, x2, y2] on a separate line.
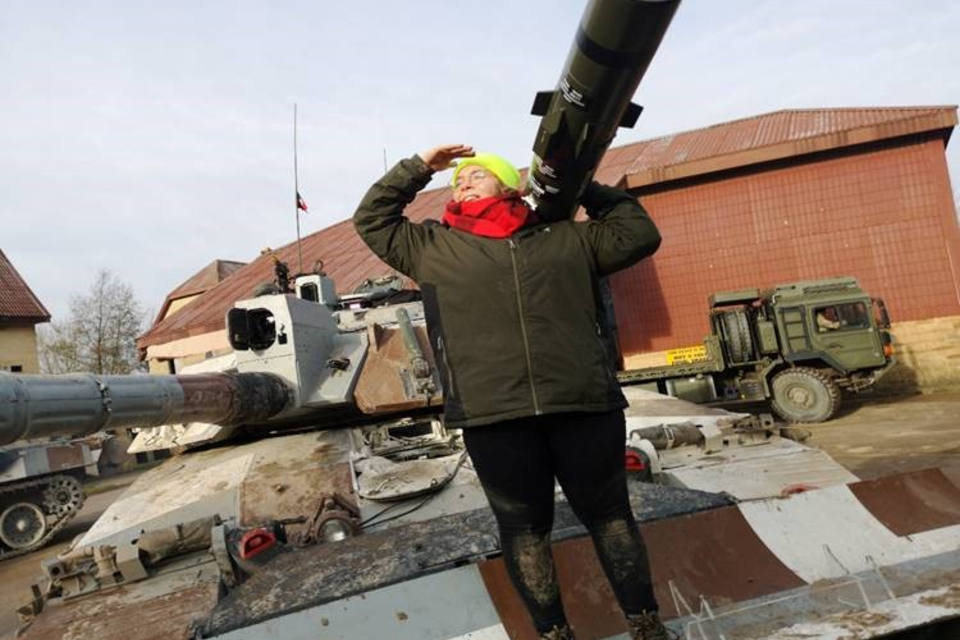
[814, 302, 869, 332]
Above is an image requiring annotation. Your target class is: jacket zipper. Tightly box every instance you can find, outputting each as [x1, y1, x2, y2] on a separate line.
[595, 321, 618, 386]
[508, 238, 541, 414]
[437, 336, 457, 400]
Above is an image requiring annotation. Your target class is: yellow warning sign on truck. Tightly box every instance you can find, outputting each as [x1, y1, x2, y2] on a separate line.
[665, 345, 709, 364]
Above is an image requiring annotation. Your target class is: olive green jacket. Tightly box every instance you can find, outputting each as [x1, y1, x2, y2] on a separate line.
[354, 156, 661, 428]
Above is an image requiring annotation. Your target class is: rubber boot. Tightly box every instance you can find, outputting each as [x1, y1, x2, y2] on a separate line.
[626, 611, 677, 640]
[539, 623, 576, 640]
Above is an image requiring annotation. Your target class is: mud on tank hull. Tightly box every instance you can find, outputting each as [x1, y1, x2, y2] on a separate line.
[11, 385, 960, 640]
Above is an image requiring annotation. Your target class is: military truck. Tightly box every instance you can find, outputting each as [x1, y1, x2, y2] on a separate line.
[618, 277, 895, 423]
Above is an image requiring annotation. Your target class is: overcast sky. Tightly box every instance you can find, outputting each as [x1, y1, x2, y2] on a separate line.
[2, 0, 958, 321]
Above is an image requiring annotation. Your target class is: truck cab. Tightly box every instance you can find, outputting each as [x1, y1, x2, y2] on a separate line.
[769, 279, 891, 375]
[708, 277, 895, 422]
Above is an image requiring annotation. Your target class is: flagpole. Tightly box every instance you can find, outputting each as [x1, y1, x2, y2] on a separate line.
[294, 103, 304, 274]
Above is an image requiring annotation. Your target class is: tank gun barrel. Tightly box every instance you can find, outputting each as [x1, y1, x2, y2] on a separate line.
[0, 371, 291, 446]
[527, 0, 681, 220]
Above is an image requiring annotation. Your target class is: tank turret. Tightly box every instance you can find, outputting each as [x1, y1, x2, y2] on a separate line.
[0, 273, 442, 454]
[0, 268, 445, 565]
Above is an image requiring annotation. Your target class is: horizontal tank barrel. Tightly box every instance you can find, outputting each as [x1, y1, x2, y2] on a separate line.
[0, 371, 291, 446]
[631, 423, 703, 450]
[526, 0, 681, 221]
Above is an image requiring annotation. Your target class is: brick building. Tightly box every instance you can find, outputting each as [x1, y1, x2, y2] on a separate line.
[604, 107, 960, 390]
[0, 249, 51, 373]
[139, 106, 960, 390]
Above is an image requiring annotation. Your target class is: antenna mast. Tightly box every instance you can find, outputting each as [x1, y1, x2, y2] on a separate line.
[293, 103, 304, 273]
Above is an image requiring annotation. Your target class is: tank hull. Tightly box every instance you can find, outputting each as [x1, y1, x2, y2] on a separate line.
[12, 389, 960, 639]
[17, 440, 960, 639]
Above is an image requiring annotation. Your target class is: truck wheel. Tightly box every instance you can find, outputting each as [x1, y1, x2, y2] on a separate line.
[722, 310, 753, 364]
[771, 368, 841, 423]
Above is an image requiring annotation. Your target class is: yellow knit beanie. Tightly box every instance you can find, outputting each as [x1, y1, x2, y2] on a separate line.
[450, 153, 521, 190]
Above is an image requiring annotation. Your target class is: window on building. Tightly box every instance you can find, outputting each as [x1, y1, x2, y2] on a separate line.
[10, 365, 23, 373]
[814, 302, 869, 332]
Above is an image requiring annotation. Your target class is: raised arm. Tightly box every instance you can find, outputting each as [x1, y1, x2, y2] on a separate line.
[578, 181, 661, 277]
[353, 156, 434, 280]
[353, 145, 475, 280]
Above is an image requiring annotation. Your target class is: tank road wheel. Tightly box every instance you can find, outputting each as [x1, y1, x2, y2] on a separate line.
[42, 475, 85, 516]
[0, 502, 48, 550]
[771, 368, 841, 423]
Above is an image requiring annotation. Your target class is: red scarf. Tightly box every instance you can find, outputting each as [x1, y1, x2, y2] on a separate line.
[442, 194, 533, 238]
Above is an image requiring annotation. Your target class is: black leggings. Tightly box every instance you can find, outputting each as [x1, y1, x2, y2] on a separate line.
[463, 410, 657, 633]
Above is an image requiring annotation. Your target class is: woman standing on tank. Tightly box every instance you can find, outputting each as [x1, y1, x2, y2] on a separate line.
[354, 144, 670, 640]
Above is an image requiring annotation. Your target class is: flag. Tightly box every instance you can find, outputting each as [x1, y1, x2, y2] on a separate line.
[296, 191, 309, 213]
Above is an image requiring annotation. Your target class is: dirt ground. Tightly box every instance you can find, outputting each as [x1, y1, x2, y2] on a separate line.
[0, 392, 957, 638]
[802, 391, 960, 486]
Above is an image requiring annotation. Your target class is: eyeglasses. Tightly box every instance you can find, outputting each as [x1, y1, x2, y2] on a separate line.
[454, 169, 492, 189]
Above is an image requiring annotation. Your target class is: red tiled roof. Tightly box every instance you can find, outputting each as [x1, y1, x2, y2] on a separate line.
[137, 106, 958, 350]
[148, 259, 247, 329]
[0, 249, 50, 323]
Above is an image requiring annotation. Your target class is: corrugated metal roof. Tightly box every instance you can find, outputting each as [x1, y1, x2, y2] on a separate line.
[138, 106, 958, 350]
[0, 249, 50, 323]
[169, 260, 247, 301]
[622, 106, 957, 188]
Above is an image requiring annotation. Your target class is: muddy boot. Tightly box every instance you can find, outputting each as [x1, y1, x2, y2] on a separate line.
[626, 611, 677, 640]
[539, 623, 576, 640]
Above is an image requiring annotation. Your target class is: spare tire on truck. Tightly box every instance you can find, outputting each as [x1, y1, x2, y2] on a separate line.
[721, 310, 753, 364]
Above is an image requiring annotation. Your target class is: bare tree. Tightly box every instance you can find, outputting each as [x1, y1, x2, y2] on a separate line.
[38, 270, 146, 374]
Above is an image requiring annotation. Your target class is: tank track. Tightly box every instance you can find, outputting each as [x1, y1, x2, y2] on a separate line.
[0, 474, 86, 561]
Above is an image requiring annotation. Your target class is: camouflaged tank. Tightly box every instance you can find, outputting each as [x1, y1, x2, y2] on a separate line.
[2, 270, 960, 640]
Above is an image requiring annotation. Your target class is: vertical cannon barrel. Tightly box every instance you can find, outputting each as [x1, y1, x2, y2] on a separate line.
[395, 307, 430, 379]
[526, 0, 682, 221]
[0, 371, 291, 446]
[395, 307, 435, 394]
